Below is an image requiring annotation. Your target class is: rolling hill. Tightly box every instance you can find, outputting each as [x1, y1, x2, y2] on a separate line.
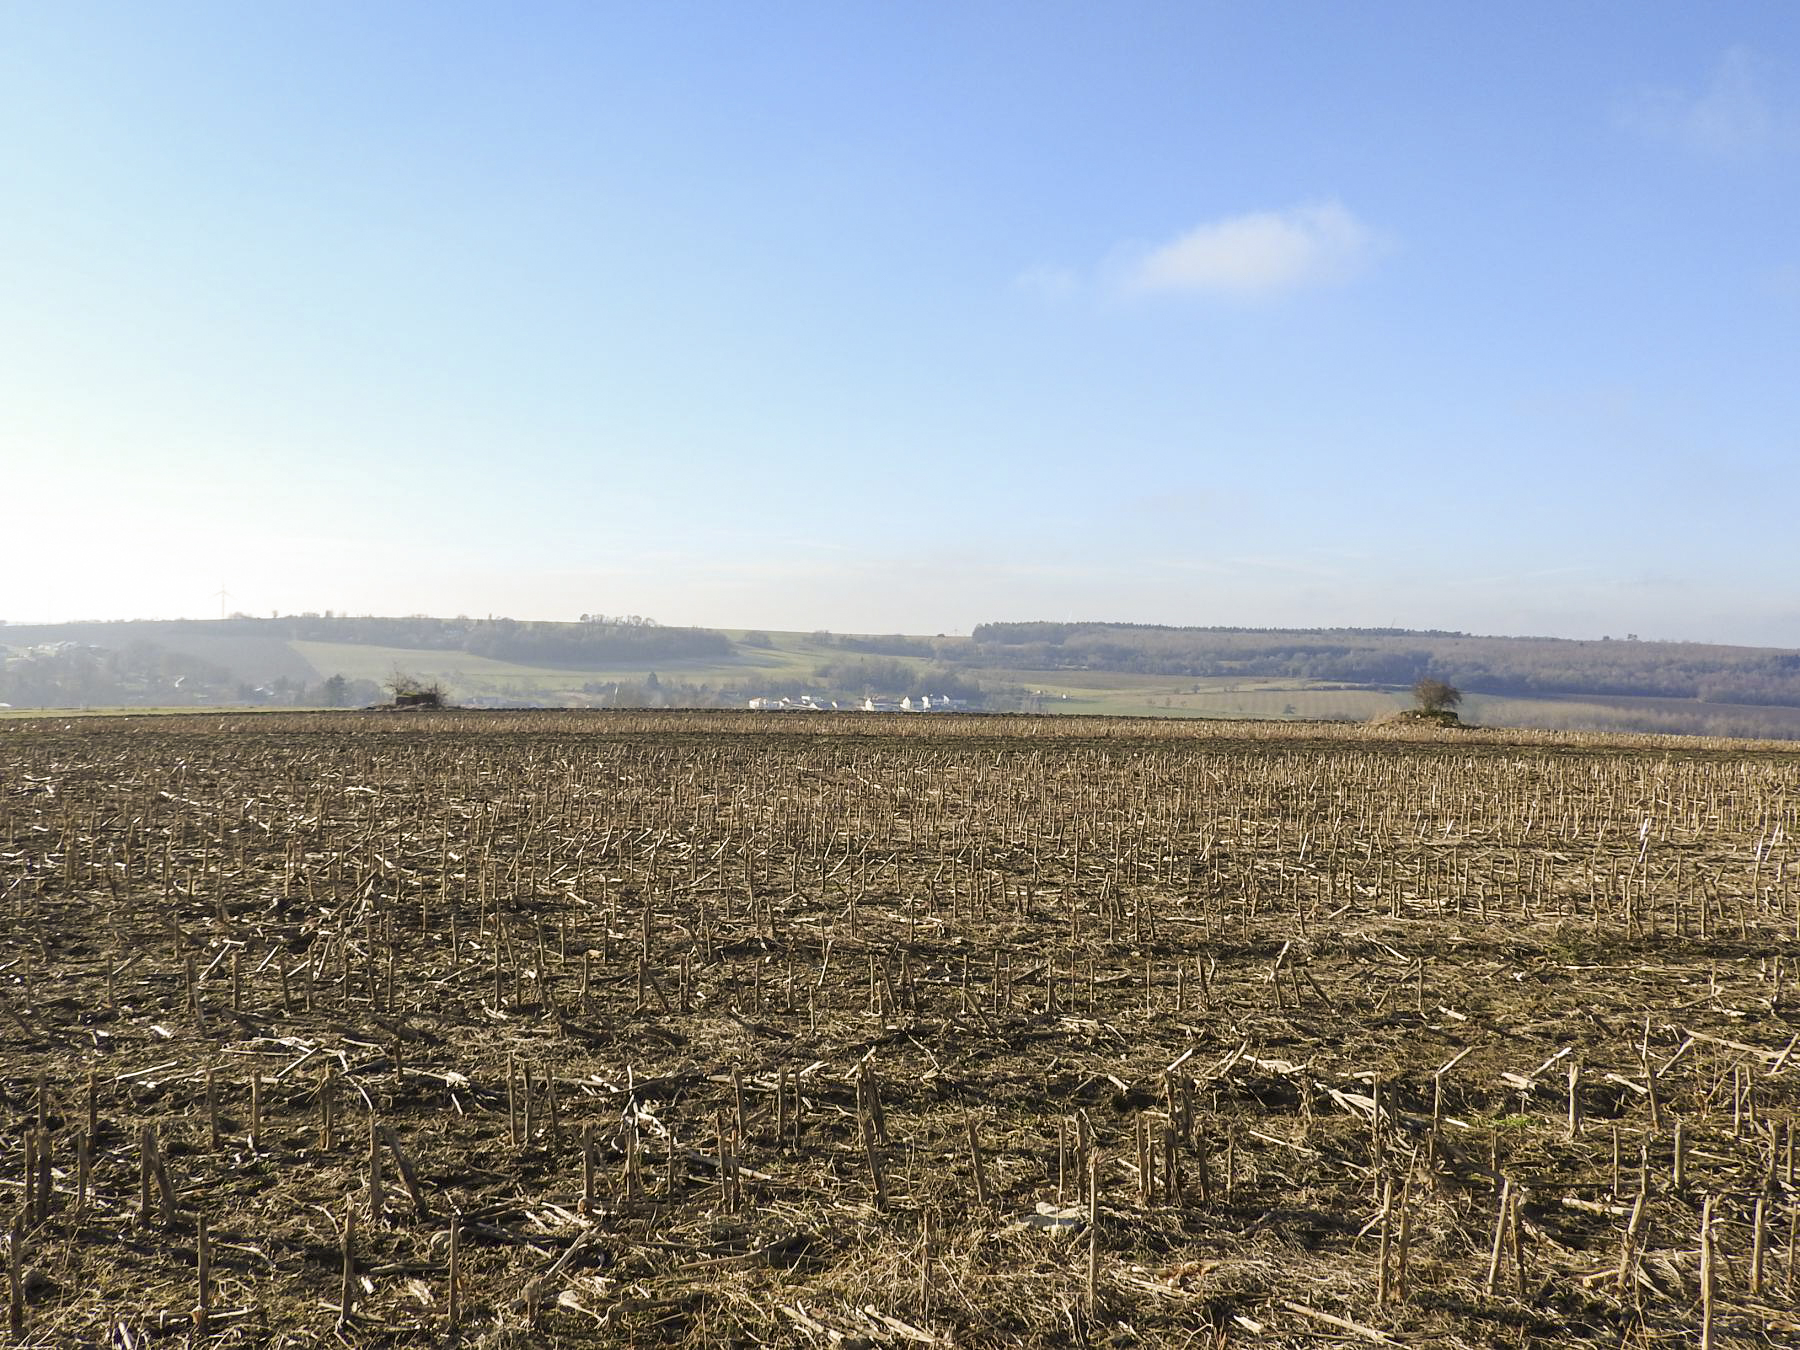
[6, 614, 1800, 739]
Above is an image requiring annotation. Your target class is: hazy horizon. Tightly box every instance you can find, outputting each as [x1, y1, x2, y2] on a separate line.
[5, 5, 1797, 647]
[3, 609, 1792, 653]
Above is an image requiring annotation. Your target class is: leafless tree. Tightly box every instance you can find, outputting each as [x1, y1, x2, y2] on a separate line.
[1413, 677, 1462, 713]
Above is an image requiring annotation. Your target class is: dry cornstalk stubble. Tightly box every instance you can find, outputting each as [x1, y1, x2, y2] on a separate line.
[0, 708, 1795, 1345]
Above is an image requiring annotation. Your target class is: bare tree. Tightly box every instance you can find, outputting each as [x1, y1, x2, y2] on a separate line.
[1412, 677, 1463, 713]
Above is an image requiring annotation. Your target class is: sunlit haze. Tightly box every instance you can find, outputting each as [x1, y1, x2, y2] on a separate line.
[5, 4, 1798, 644]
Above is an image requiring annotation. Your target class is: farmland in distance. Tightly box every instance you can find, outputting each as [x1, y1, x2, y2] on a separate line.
[1, 709, 1796, 1345]
[15, 617, 1800, 740]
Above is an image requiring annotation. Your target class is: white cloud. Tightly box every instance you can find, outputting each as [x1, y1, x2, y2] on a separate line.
[1015, 201, 1382, 305]
[1617, 47, 1800, 159]
[1120, 201, 1377, 298]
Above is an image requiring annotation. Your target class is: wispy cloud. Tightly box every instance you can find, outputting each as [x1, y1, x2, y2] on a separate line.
[1616, 47, 1800, 159]
[1118, 201, 1378, 298]
[1012, 264, 1079, 301]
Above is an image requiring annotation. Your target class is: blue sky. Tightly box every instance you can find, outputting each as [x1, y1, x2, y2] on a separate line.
[4, 3, 1798, 643]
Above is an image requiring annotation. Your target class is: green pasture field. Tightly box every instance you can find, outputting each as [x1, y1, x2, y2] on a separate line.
[291, 632, 866, 701]
[292, 641, 607, 695]
[294, 641, 713, 696]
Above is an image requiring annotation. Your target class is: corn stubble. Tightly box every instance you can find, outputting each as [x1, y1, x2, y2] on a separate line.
[0, 707, 1796, 1344]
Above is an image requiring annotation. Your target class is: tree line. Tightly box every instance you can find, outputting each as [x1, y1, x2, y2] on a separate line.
[0, 640, 381, 709]
[964, 622, 1800, 707]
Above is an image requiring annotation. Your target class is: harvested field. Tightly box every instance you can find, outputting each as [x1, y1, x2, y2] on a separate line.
[1, 709, 1797, 1346]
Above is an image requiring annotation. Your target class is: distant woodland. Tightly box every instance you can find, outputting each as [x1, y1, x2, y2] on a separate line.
[965, 622, 1800, 706]
[0, 638, 383, 710]
[0, 615, 728, 709]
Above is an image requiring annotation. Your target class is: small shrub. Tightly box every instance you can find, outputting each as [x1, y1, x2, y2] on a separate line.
[388, 669, 447, 708]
